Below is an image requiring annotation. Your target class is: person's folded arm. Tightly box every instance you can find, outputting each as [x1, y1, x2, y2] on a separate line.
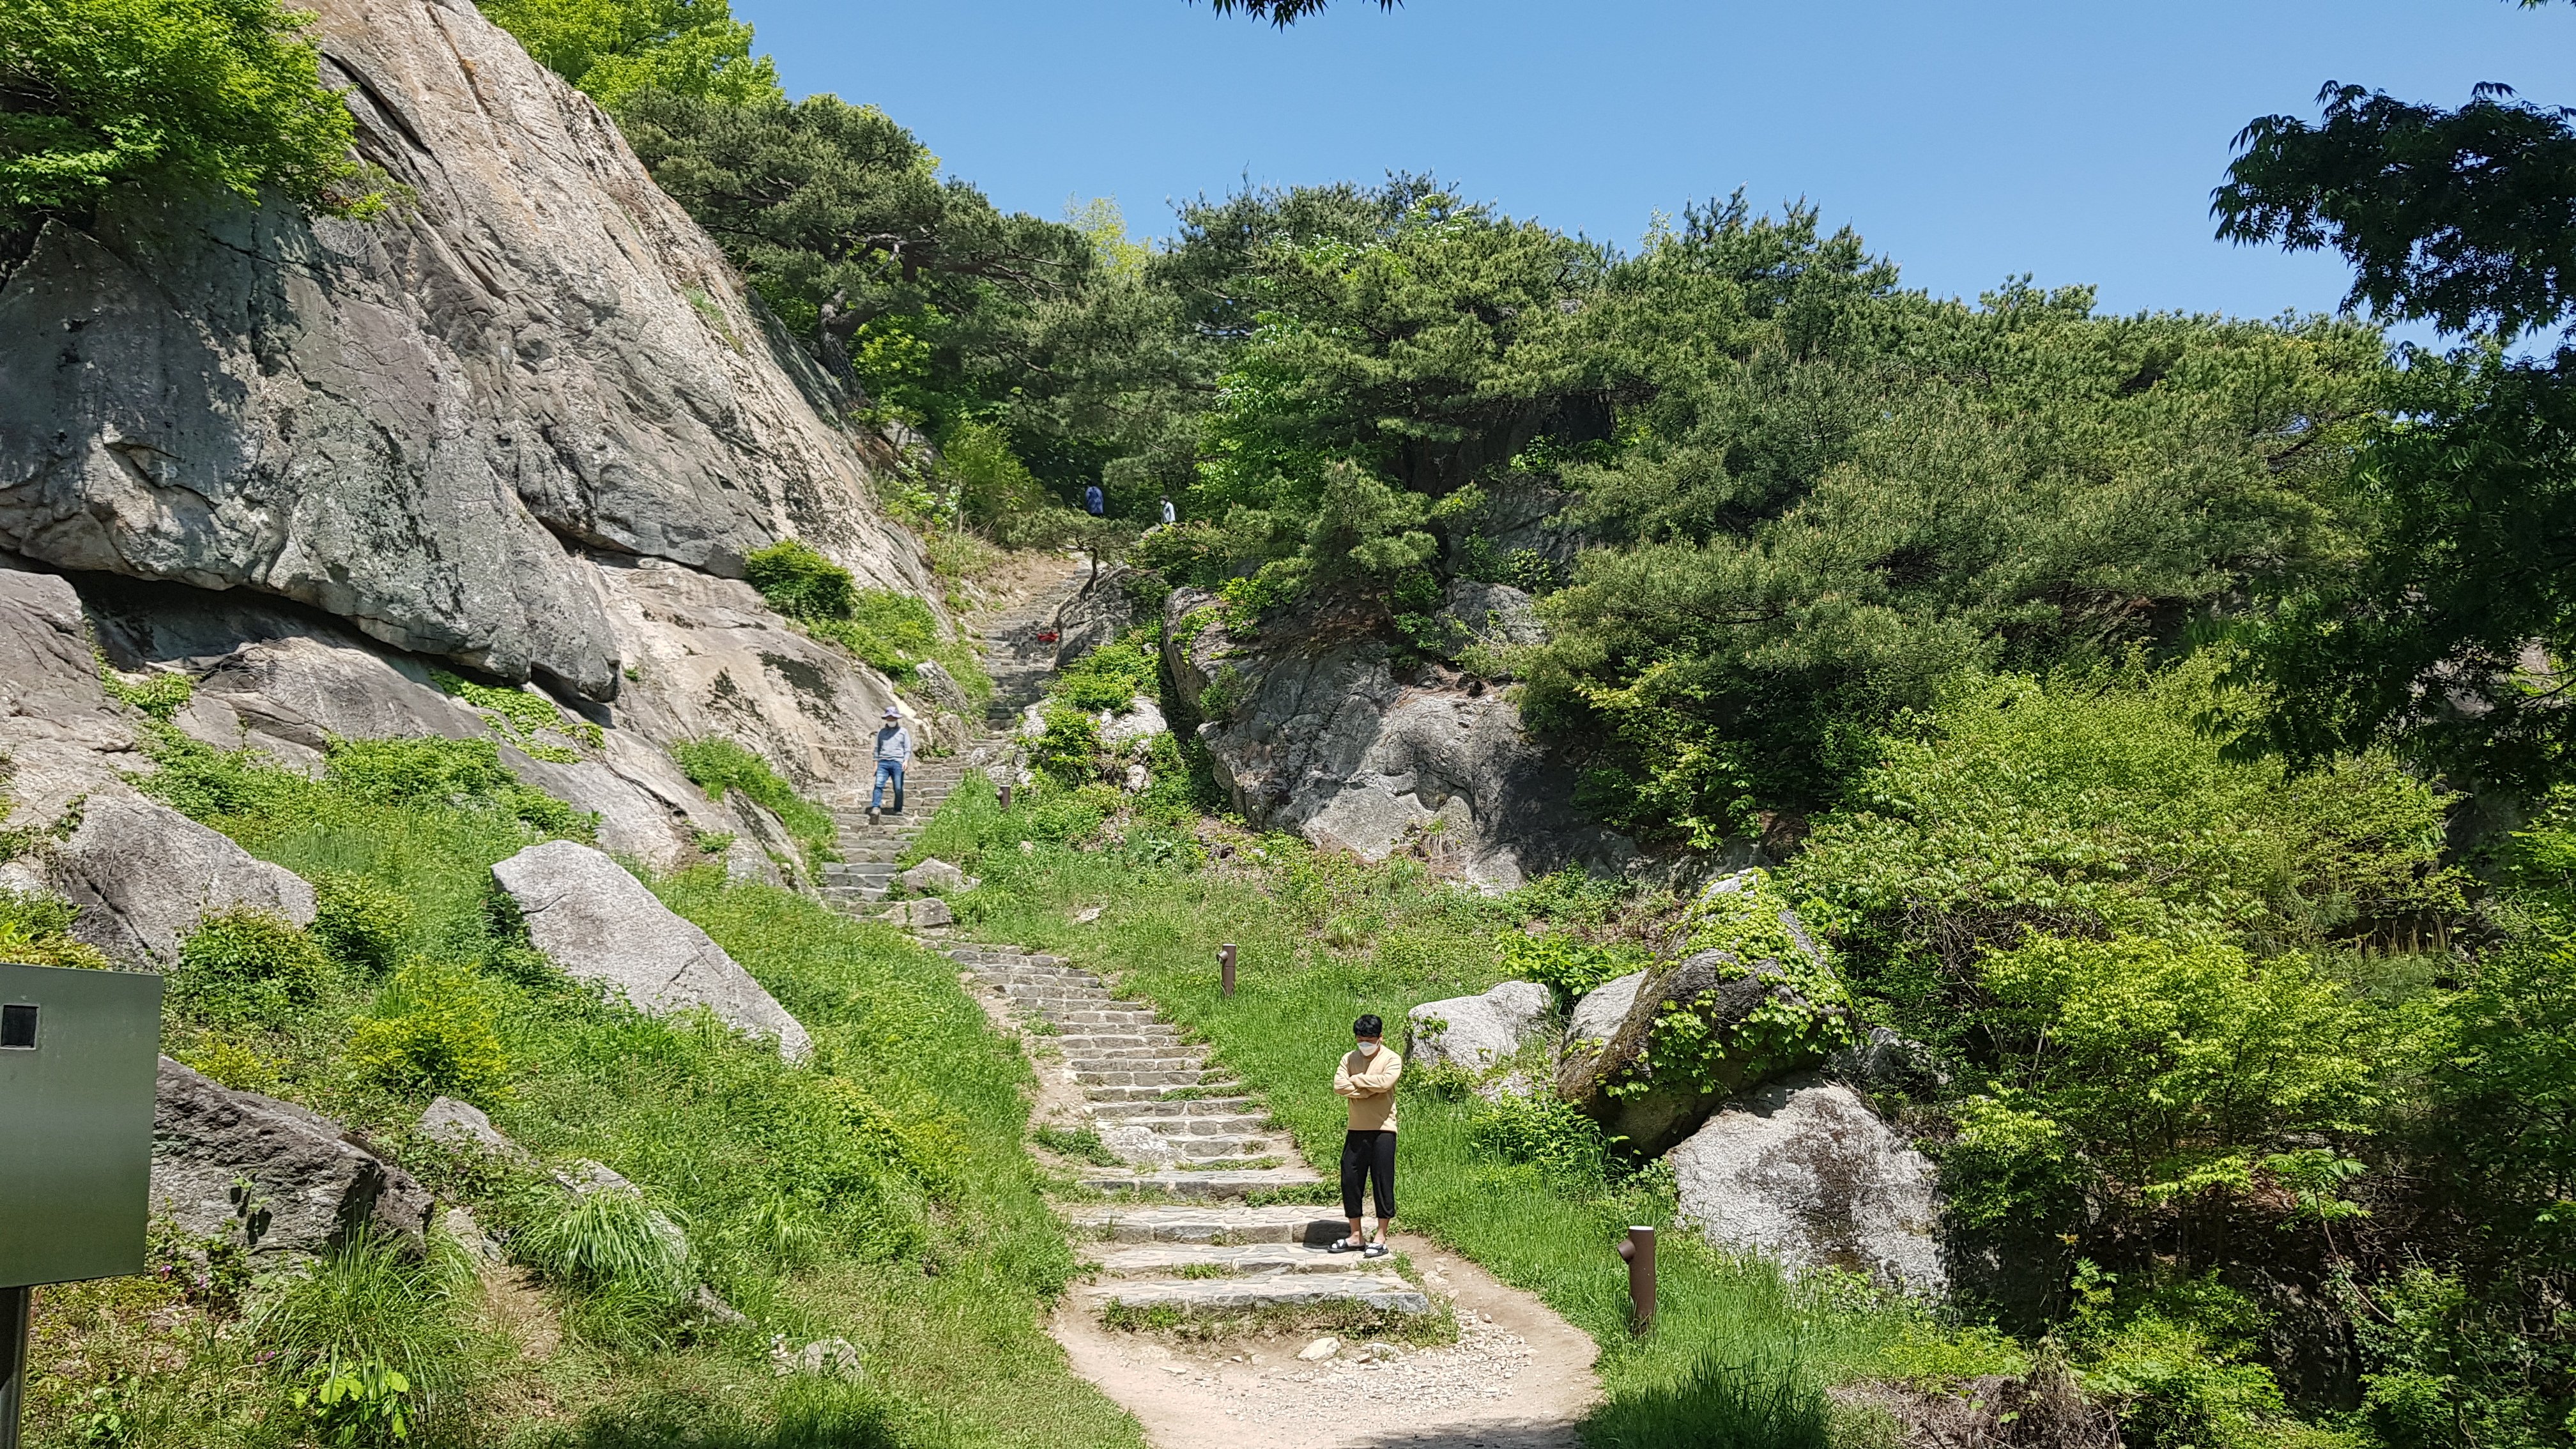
[1333, 1061, 1359, 1099]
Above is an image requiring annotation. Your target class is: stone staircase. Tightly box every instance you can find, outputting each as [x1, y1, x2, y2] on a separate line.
[818, 562, 1094, 912]
[951, 944, 1436, 1321]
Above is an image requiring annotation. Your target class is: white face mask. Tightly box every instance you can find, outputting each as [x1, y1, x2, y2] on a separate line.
[1356, 1041, 1380, 1057]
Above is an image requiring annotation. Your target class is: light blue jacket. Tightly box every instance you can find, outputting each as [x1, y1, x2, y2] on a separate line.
[873, 724, 913, 763]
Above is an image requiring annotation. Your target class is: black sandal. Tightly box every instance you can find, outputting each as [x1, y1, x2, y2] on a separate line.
[1328, 1237, 1363, 1253]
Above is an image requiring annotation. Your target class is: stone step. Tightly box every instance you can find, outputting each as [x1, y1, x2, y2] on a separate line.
[1095, 1112, 1267, 1136]
[1089, 1096, 1258, 1118]
[1070, 1067, 1230, 1087]
[1081, 1084, 1245, 1105]
[1068, 1204, 1349, 1245]
[1142, 1133, 1275, 1160]
[951, 949, 1066, 967]
[1050, 1011, 1162, 1027]
[1086, 1273, 1429, 1317]
[1055, 1033, 1185, 1052]
[1094, 1243, 1379, 1278]
[820, 885, 889, 905]
[1059, 1048, 1209, 1066]
[1078, 1167, 1323, 1198]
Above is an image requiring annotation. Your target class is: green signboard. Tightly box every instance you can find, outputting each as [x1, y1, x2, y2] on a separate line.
[0, 962, 163, 1290]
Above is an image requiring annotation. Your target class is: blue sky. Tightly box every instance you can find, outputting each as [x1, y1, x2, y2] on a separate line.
[749, 0, 2574, 338]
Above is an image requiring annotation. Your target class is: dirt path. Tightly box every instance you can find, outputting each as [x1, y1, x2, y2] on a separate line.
[1047, 1235, 1599, 1449]
[944, 558, 1603, 1447]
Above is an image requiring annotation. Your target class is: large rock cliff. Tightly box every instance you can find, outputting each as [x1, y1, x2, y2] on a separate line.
[0, 0, 926, 701]
[1161, 587, 1633, 889]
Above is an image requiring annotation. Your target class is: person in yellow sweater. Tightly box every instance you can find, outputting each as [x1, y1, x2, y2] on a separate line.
[1330, 1014, 1402, 1258]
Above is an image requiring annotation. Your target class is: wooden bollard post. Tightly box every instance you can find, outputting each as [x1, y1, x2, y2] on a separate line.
[1616, 1225, 1656, 1333]
[1220, 943, 1237, 998]
[998, 783, 1013, 811]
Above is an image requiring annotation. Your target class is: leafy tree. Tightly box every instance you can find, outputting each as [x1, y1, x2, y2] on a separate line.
[1, 0, 374, 237]
[474, 0, 779, 107]
[615, 91, 1205, 500]
[2217, 59, 2576, 793]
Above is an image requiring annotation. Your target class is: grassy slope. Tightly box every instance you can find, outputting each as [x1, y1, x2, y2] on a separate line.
[920, 775, 1938, 1446]
[28, 756, 1141, 1449]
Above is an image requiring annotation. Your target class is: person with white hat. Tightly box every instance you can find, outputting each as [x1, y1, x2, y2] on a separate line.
[869, 705, 912, 824]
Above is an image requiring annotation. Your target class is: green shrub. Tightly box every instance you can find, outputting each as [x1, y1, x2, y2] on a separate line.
[2067, 1266, 2294, 1449]
[346, 962, 510, 1100]
[96, 659, 194, 723]
[310, 873, 413, 975]
[1032, 705, 1103, 785]
[0, 0, 379, 230]
[668, 737, 838, 871]
[1469, 1091, 1612, 1188]
[1499, 928, 1642, 1010]
[289, 1360, 413, 1449]
[172, 905, 333, 1022]
[135, 726, 304, 821]
[744, 539, 857, 623]
[1052, 630, 1160, 713]
[431, 671, 602, 762]
[0, 887, 111, 969]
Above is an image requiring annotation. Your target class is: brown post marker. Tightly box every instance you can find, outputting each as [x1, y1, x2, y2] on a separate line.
[999, 783, 1013, 811]
[1615, 1225, 1656, 1333]
[1220, 943, 1238, 998]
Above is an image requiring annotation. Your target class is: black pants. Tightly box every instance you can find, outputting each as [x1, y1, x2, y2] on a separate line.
[1340, 1130, 1397, 1222]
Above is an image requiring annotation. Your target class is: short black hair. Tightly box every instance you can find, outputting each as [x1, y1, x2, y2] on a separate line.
[1353, 1015, 1383, 1038]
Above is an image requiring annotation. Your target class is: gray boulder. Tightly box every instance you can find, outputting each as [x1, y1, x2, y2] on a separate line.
[40, 793, 316, 965]
[1828, 1026, 1952, 1100]
[1669, 1072, 1947, 1295]
[491, 839, 811, 1059]
[1162, 589, 1633, 890]
[418, 1096, 538, 1171]
[878, 898, 954, 928]
[911, 659, 972, 715]
[1565, 970, 1646, 1057]
[1100, 696, 1169, 749]
[1406, 980, 1553, 1082]
[898, 858, 977, 894]
[1439, 581, 1547, 647]
[1556, 889, 1845, 1158]
[151, 1057, 433, 1257]
[0, 0, 933, 698]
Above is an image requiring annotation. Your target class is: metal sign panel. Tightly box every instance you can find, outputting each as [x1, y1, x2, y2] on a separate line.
[0, 963, 163, 1289]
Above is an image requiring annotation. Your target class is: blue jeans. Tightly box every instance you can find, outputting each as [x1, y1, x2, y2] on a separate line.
[871, 759, 904, 811]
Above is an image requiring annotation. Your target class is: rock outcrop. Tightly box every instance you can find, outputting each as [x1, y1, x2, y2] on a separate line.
[40, 795, 317, 965]
[0, 564, 141, 826]
[1556, 878, 1847, 1157]
[1669, 1072, 1947, 1295]
[491, 839, 811, 1058]
[1162, 588, 1632, 889]
[1405, 980, 1553, 1084]
[1565, 970, 1646, 1057]
[1052, 565, 1141, 669]
[0, 0, 930, 700]
[152, 1057, 433, 1255]
[418, 1096, 537, 1170]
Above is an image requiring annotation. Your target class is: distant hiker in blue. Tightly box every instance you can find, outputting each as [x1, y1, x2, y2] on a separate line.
[1084, 483, 1105, 516]
[1160, 494, 1177, 526]
[868, 706, 910, 824]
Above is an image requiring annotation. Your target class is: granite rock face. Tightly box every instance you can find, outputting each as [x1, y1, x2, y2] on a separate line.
[42, 794, 317, 965]
[0, 0, 930, 699]
[0, 564, 142, 827]
[418, 1096, 537, 1170]
[1053, 565, 1141, 670]
[1669, 1072, 1947, 1295]
[1406, 979, 1554, 1082]
[152, 1057, 433, 1256]
[1438, 581, 1546, 647]
[492, 839, 811, 1058]
[1163, 588, 1632, 889]
[1565, 970, 1646, 1059]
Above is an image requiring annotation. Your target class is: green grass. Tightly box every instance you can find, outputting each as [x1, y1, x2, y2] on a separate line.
[669, 737, 842, 875]
[915, 774, 1943, 1446]
[26, 743, 1142, 1449]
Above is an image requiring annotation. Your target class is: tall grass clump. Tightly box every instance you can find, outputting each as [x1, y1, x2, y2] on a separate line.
[250, 1229, 477, 1411]
[742, 539, 991, 704]
[669, 737, 841, 872]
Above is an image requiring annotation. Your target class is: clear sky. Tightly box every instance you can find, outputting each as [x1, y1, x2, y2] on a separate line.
[747, 0, 2575, 337]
